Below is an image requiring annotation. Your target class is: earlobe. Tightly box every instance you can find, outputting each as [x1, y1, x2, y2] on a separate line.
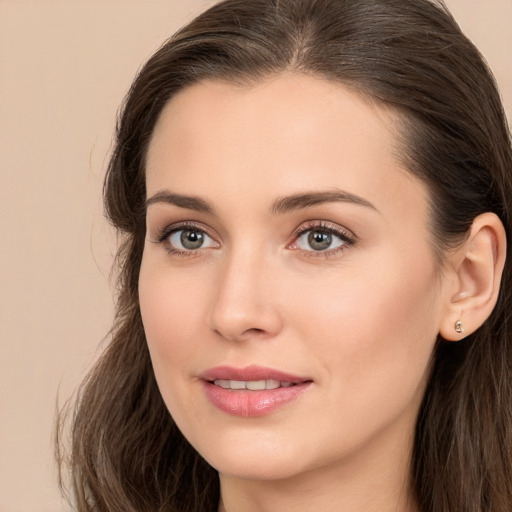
[439, 212, 506, 341]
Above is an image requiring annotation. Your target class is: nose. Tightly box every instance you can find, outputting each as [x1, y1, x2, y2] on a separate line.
[208, 247, 284, 342]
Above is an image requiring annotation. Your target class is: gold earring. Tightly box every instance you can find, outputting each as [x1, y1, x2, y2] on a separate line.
[455, 320, 464, 334]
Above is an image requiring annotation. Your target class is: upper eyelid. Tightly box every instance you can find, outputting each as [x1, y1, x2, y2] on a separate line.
[147, 221, 218, 249]
[292, 220, 356, 240]
[155, 221, 214, 240]
[288, 221, 357, 255]
[151, 219, 356, 247]
[155, 223, 219, 255]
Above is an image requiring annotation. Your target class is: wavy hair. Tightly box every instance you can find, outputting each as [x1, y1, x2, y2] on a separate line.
[57, 0, 512, 510]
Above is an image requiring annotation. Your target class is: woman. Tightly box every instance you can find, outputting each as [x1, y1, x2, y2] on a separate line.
[57, 0, 512, 511]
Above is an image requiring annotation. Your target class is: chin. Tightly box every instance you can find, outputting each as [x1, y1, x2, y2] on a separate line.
[209, 454, 303, 481]
[191, 429, 308, 481]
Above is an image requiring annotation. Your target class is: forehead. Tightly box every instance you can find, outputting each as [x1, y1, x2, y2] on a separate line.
[148, 74, 399, 167]
[145, 73, 428, 222]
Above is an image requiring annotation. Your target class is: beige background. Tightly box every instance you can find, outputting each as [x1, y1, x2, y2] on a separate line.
[0, 1, 511, 511]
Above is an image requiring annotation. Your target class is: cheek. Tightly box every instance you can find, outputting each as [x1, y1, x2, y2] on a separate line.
[138, 257, 206, 379]
[288, 249, 441, 421]
[138, 257, 214, 439]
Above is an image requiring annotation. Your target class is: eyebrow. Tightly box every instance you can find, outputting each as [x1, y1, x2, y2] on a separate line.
[145, 189, 377, 215]
[270, 190, 378, 215]
[146, 190, 214, 213]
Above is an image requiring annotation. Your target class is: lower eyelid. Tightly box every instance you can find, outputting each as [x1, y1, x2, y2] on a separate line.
[297, 245, 350, 259]
[150, 221, 354, 257]
[287, 223, 356, 256]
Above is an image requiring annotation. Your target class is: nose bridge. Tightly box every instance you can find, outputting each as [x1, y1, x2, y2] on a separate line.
[209, 241, 282, 341]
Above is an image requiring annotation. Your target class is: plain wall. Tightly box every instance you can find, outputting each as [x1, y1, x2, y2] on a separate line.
[0, 1, 510, 511]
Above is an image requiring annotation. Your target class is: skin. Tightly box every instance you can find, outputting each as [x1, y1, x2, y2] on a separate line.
[139, 73, 460, 512]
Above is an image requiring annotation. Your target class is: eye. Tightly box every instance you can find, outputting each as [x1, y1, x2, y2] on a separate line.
[160, 225, 219, 253]
[295, 229, 344, 251]
[289, 222, 355, 254]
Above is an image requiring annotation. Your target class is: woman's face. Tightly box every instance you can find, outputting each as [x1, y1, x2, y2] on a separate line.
[139, 74, 451, 482]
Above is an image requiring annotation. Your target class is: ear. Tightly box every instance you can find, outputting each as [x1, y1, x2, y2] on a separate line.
[439, 212, 507, 341]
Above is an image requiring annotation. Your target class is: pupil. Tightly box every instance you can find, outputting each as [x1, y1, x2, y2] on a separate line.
[308, 230, 331, 251]
[181, 230, 204, 249]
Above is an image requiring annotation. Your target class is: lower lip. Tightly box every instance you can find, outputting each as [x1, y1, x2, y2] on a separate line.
[202, 381, 311, 417]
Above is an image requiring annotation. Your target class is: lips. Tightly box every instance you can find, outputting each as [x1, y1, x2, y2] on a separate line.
[199, 365, 312, 417]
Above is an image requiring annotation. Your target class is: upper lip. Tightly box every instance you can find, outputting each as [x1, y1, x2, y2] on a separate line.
[199, 365, 311, 383]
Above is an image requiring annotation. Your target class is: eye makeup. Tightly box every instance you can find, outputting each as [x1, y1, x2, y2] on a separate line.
[288, 220, 357, 258]
[150, 217, 357, 260]
[151, 220, 219, 257]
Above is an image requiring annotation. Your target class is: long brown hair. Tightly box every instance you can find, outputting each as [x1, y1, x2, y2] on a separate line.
[57, 1, 512, 510]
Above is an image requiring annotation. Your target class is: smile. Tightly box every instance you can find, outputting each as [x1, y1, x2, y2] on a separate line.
[200, 365, 312, 417]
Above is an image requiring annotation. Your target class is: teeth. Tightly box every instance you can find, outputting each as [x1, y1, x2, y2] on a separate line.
[264, 379, 280, 390]
[213, 379, 295, 390]
[230, 380, 246, 390]
[214, 379, 231, 389]
[246, 380, 266, 390]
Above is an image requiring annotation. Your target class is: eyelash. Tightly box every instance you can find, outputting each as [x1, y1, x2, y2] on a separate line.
[155, 221, 216, 257]
[290, 221, 356, 258]
[153, 220, 356, 258]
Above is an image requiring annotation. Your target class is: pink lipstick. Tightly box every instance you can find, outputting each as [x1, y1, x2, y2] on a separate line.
[199, 365, 312, 417]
